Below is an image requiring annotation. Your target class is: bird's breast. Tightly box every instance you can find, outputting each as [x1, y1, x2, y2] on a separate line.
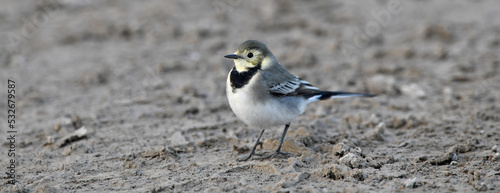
[229, 67, 260, 91]
[226, 72, 307, 128]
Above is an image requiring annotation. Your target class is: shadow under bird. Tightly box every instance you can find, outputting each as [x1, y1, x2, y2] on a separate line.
[225, 40, 375, 161]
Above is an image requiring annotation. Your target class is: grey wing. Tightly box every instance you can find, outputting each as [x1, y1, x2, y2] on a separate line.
[268, 76, 319, 97]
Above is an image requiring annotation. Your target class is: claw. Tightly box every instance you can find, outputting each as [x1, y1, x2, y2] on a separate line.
[237, 154, 252, 162]
[237, 129, 265, 162]
[257, 151, 293, 160]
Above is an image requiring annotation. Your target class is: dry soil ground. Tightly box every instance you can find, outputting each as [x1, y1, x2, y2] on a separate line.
[1, 0, 499, 192]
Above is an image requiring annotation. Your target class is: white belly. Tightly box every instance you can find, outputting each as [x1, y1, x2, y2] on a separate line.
[226, 73, 306, 128]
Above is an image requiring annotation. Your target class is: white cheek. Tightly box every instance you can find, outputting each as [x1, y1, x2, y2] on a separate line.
[234, 60, 247, 72]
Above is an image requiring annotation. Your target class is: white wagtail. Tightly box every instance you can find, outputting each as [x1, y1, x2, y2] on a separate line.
[225, 40, 375, 161]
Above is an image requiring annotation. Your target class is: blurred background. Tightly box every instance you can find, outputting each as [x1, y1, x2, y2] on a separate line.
[1, 0, 499, 192]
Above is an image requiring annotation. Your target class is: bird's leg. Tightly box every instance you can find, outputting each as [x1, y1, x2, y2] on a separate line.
[259, 124, 293, 160]
[237, 129, 265, 161]
[275, 123, 292, 155]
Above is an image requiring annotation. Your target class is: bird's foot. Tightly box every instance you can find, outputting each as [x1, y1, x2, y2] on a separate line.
[236, 152, 266, 162]
[237, 154, 252, 162]
[256, 151, 293, 160]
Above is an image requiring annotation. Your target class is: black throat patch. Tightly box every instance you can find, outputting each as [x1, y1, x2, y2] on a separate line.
[230, 65, 260, 92]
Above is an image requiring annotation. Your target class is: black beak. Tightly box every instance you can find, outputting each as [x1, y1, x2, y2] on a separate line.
[224, 54, 242, 59]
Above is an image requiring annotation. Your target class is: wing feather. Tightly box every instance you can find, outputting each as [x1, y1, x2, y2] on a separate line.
[268, 76, 319, 97]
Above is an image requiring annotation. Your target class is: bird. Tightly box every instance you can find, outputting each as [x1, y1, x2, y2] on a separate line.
[225, 40, 375, 161]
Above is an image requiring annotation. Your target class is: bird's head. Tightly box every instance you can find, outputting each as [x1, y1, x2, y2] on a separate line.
[224, 40, 275, 72]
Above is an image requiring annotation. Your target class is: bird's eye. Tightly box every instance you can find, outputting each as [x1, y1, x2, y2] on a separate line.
[247, 52, 253, 58]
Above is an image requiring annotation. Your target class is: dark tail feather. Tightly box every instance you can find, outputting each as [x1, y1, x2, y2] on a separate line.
[305, 91, 375, 103]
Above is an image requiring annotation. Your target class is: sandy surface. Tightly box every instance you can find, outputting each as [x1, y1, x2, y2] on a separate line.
[1, 0, 499, 192]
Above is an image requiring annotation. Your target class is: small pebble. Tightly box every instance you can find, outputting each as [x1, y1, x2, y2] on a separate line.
[404, 177, 419, 188]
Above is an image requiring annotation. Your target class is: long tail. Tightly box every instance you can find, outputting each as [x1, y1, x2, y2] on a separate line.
[305, 91, 375, 103]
